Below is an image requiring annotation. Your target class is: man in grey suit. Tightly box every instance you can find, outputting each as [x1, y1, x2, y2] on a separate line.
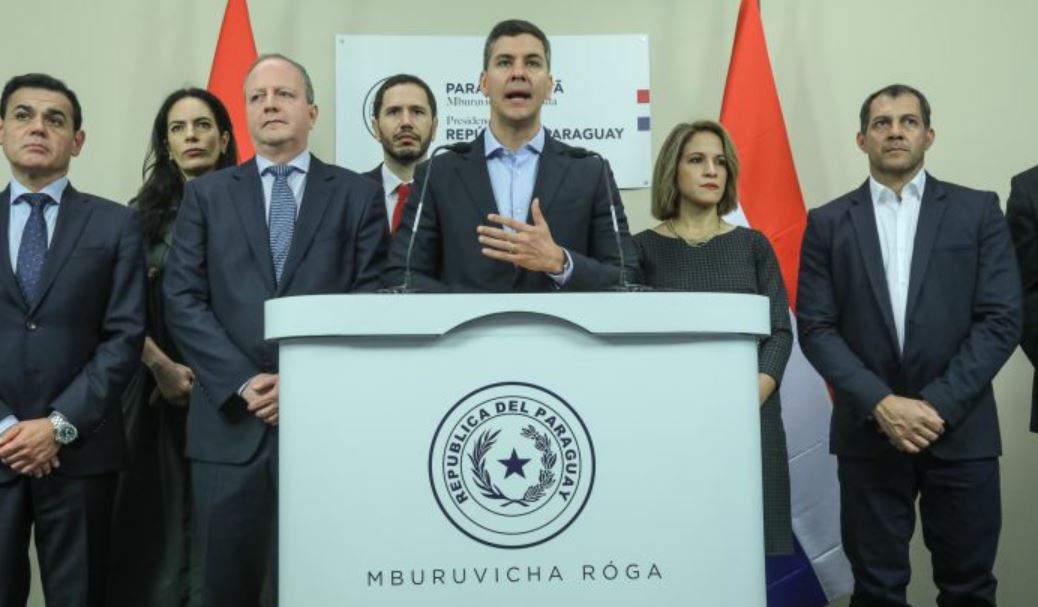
[164, 54, 387, 606]
[0, 73, 145, 606]
[384, 19, 639, 292]
[797, 84, 1020, 606]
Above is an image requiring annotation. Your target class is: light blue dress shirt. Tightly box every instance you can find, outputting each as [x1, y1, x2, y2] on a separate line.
[255, 150, 311, 222]
[1, 176, 70, 437]
[483, 129, 572, 284]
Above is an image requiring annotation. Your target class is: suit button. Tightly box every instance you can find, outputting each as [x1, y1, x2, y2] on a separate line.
[26, 319, 38, 331]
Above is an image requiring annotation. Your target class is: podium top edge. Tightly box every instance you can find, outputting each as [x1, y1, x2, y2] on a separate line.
[265, 292, 771, 339]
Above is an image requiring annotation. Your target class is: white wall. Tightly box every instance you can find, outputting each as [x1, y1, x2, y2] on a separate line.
[4, 1, 1036, 605]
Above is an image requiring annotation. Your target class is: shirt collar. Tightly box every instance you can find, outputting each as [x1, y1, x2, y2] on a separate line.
[9, 176, 69, 206]
[483, 127, 545, 158]
[380, 163, 405, 194]
[256, 149, 311, 176]
[869, 168, 927, 205]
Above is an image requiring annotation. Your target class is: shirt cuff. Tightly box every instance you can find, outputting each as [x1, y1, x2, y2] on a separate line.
[0, 415, 19, 437]
[547, 248, 574, 286]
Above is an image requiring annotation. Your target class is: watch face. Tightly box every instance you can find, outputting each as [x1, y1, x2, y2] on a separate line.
[56, 425, 76, 444]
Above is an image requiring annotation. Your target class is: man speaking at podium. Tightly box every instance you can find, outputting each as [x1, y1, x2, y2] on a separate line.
[384, 19, 639, 292]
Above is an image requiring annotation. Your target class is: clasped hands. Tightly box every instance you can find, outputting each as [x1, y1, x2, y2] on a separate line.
[874, 395, 945, 454]
[477, 199, 566, 274]
[243, 373, 280, 426]
[0, 419, 60, 478]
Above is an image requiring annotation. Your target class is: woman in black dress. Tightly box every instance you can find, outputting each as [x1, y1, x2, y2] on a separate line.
[634, 120, 793, 557]
[109, 88, 239, 607]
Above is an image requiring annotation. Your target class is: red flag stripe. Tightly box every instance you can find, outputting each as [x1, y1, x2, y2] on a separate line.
[207, 0, 258, 163]
[720, 0, 807, 307]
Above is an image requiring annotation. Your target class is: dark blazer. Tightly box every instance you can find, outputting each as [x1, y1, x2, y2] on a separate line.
[1007, 164, 1038, 432]
[0, 186, 145, 481]
[362, 164, 383, 187]
[797, 174, 1021, 459]
[383, 132, 640, 292]
[164, 155, 388, 464]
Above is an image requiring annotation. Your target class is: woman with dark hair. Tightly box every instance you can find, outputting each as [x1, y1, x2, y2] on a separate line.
[109, 88, 238, 607]
[634, 120, 794, 562]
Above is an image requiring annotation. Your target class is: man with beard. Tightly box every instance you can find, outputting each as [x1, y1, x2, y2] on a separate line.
[364, 74, 438, 234]
[797, 83, 1021, 606]
[384, 19, 638, 292]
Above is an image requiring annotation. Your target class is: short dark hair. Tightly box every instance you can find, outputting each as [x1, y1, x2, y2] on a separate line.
[859, 83, 931, 134]
[372, 74, 437, 118]
[483, 19, 551, 70]
[246, 53, 315, 104]
[1, 73, 83, 131]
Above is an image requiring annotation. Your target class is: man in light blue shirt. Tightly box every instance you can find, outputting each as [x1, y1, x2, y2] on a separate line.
[0, 73, 145, 606]
[384, 19, 639, 292]
[164, 54, 386, 607]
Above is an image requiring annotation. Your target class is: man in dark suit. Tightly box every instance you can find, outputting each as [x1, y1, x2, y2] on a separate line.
[0, 73, 145, 606]
[363, 74, 438, 234]
[164, 54, 387, 607]
[384, 19, 639, 292]
[797, 84, 1021, 606]
[1007, 164, 1038, 433]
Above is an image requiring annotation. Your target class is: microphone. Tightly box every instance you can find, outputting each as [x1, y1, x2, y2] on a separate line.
[383, 141, 473, 293]
[563, 146, 650, 292]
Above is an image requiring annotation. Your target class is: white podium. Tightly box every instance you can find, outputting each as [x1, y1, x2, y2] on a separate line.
[267, 293, 769, 606]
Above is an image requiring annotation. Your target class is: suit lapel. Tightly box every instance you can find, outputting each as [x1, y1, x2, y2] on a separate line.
[0, 188, 22, 307]
[847, 180, 900, 352]
[515, 135, 570, 288]
[905, 174, 948, 323]
[231, 160, 276, 294]
[529, 135, 570, 222]
[277, 156, 334, 293]
[456, 135, 499, 224]
[31, 185, 92, 313]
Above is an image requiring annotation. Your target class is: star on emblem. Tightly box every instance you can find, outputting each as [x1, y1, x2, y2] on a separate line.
[497, 448, 531, 479]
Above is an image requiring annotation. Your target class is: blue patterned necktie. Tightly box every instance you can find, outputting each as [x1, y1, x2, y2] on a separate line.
[265, 164, 298, 284]
[16, 192, 54, 305]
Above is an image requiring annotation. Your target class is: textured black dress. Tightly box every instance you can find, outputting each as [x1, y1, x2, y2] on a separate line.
[634, 226, 794, 555]
[108, 204, 194, 606]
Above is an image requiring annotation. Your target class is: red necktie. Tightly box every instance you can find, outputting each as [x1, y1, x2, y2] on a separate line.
[392, 183, 411, 234]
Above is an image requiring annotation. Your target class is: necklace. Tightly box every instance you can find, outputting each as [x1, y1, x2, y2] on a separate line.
[665, 219, 723, 248]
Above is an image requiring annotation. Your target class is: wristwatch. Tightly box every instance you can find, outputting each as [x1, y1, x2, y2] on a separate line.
[49, 412, 78, 445]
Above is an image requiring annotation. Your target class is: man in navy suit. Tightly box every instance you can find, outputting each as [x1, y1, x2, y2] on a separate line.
[384, 19, 639, 292]
[363, 74, 438, 235]
[0, 73, 145, 606]
[164, 54, 387, 607]
[797, 84, 1021, 606]
[1006, 164, 1038, 434]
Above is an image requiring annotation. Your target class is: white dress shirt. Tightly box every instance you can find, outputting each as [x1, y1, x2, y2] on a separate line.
[870, 169, 926, 352]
